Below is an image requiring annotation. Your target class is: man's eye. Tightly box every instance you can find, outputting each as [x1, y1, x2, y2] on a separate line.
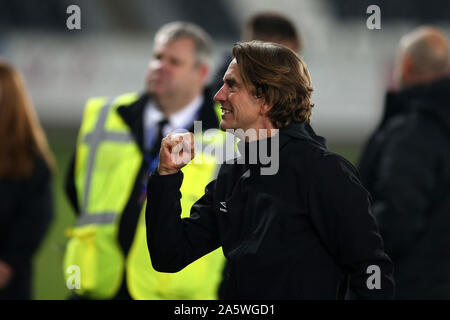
[170, 58, 181, 66]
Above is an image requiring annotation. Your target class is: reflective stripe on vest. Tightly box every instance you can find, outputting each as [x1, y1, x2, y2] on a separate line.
[76, 101, 135, 227]
[64, 93, 142, 299]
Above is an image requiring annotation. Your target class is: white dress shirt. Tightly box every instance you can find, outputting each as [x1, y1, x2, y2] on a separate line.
[143, 95, 204, 150]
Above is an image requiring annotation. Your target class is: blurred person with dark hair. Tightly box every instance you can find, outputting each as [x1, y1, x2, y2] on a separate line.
[358, 26, 450, 299]
[211, 11, 302, 93]
[0, 60, 54, 300]
[63, 22, 225, 300]
[242, 11, 302, 52]
[146, 41, 394, 299]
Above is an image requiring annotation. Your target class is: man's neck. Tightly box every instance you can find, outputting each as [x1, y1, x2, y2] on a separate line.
[401, 71, 448, 90]
[237, 120, 277, 142]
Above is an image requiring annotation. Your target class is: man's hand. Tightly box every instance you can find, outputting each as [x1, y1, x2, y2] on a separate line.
[0, 260, 13, 289]
[157, 132, 195, 175]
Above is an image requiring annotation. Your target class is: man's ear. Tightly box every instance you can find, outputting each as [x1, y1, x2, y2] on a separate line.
[402, 54, 414, 78]
[197, 63, 210, 83]
[260, 102, 273, 116]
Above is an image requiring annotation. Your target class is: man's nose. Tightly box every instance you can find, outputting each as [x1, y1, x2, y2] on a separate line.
[214, 85, 226, 102]
[151, 59, 167, 71]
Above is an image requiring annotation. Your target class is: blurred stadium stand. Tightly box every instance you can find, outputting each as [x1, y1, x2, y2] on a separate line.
[0, 0, 240, 37]
[327, 0, 450, 23]
[0, 0, 448, 142]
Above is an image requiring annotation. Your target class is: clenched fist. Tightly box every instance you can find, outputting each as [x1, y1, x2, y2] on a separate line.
[157, 132, 195, 175]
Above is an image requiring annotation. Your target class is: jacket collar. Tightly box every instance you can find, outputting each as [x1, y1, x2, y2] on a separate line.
[381, 76, 450, 133]
[279, 122, 327, 149]
[235, 121, 327, 166]
[399, 76, 450, 132]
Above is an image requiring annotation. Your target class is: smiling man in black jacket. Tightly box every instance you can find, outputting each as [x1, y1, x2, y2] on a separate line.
[146, 41, 395, 299]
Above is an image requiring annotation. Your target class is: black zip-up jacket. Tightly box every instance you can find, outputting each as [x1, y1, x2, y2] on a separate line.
[146, 122, 395, 299]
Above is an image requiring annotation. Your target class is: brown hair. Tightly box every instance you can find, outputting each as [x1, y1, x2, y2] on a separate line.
[0, 60, 55, 179]
[242, 12, 302, 52]
[232, 41, 314, 128]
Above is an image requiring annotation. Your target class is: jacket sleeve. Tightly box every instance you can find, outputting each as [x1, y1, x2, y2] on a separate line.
[145, 170, 221, 273]
[372, 119, 441, 261]
[308, 153, 395, 299]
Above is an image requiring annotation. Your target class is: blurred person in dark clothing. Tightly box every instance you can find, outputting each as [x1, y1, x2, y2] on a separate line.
[210, 11, 302, 93]
[0, 60, 54, 300]
[358, 26, 450, 299]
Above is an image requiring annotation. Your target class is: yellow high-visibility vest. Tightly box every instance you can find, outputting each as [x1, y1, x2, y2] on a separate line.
[63, 93, 226, 299]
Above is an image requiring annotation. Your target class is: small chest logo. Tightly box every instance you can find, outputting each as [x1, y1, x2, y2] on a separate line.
[219, 201, 227, 213]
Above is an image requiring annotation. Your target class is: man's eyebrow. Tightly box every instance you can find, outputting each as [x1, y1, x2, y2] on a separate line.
[223, 77, 238, 86]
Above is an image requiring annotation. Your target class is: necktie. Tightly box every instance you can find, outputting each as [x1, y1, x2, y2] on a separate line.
[140, 119, 168, 204]
[149, 118, 169, 160]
